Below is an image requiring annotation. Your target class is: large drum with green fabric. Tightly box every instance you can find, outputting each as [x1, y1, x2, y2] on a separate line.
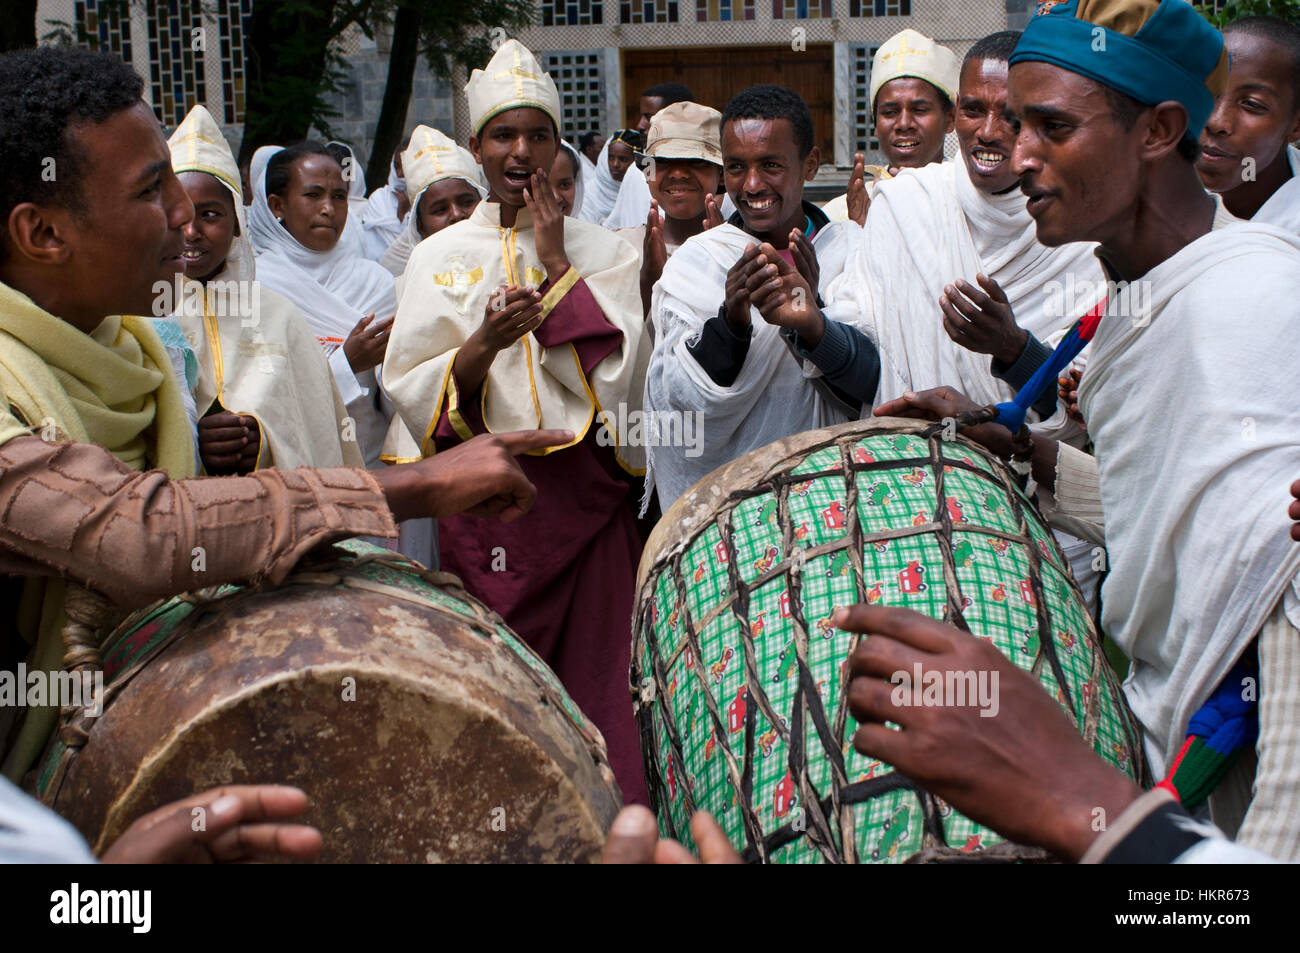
[35, 541, 621, 862]
[632, 419, 1145, 863]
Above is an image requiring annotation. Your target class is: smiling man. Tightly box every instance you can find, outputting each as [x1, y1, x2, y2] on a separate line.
[1198, 15, 1300, 231]
[872, 29, 958, 172]
[643, 84, 880, 509]
[823, 30, 1103, 424]
[813, 31, 1114, 609]
[878, 0, 1300, 860]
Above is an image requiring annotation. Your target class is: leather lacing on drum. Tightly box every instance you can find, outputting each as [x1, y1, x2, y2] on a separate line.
[632, 422, 1146, 864]
[39, 544, 613, 808]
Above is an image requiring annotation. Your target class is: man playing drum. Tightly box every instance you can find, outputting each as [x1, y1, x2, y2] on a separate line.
[875, 0, 1300, 859]
[0, 45, 567, 784]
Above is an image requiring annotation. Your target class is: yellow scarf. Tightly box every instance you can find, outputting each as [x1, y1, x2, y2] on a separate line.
[0, 279, 194, 783]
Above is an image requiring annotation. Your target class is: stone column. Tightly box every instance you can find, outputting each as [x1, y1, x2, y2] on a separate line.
[833, 40, 851, 168]
[603, 46, 622, 135]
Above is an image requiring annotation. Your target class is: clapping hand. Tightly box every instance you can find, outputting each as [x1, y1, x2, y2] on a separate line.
[940, 274, 1028, 366]
[846, 152, 870, 226]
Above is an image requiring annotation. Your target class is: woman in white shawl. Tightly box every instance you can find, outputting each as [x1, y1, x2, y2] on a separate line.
[578, 129, 650, 227]
[379, 125, 487, 283]
[249, 140, 396, 468]
[168, 106, 362, 476]
[551, 140, 586, 219]
[250, 139, 436, 566]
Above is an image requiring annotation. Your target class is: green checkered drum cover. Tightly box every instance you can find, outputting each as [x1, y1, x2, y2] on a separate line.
[632, 419, 1144, 863]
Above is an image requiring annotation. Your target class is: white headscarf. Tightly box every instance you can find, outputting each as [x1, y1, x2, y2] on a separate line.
[325, 140, 370, 258]
[248, 143, 398, 348]
[579, 137, 651, 228]
[577, 138, 621, 224]
[361, 158, 408, 260]
[558, 140, 586, 219]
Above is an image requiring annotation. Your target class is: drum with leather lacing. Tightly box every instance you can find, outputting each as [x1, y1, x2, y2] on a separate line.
[632, 419, 1145, 863]
[35, 540, 621, 862]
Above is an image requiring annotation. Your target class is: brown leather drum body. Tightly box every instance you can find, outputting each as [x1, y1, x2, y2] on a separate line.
[35, 542, 621, 862]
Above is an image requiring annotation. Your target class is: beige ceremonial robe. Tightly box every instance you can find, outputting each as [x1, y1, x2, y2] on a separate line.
[381, 200, 652, 803]
[383, 201, 650, 469]
[175, 261, 363, 471]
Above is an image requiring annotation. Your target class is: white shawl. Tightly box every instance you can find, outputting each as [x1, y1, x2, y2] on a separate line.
[248, 144, 398, 466]
[362, 160, 408, 260]
[578, 138, 619, 224]
[560, 141, 586, 220]
[1078, 221, 1300, 776]
[578, 137, 651, 226]
[604, 163, 652, 229]
[823, 160, 1104, 421]
[579, 148, 598, 182]
[324, 141, 371, 259]
[645, 220, 858, 509]
[1253, 144, 1300, 237]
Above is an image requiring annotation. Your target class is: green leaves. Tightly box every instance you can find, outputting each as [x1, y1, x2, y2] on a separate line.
[1194, 0, 1300, 28]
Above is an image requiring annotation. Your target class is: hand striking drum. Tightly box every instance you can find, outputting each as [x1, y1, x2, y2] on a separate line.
[632, 418, 1144, 863]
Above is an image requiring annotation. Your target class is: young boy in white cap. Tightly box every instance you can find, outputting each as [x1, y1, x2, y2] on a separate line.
[823, 28, 960, 224]
[379, 124, 487, 284]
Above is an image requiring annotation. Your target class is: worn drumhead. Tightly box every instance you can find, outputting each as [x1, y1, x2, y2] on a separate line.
[40, 546, 622, 863]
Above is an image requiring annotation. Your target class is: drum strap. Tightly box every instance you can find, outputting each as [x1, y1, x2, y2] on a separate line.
[1156, 655, 1259, 812]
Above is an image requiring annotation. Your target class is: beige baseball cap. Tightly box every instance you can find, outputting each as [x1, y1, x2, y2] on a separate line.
[642, 101, 723, 166]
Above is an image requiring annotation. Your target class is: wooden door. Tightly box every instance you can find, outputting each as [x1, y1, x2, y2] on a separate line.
[623, 45, 834, 157]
